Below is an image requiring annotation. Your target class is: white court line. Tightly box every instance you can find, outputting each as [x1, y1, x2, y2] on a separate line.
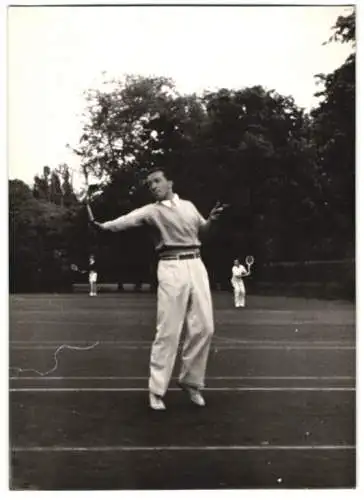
[11, 444, 355, 452]
[10, 345, 355, 350]
[12, 321, 150, 326]
[11, 308, 354, 314]
[10, 340, 151, 345]
[9, 376, 355, 381]
[12, 319, 355, 326]
[10, 387, 355, 392]
[10, 339, 354, 346]
[213, 336, 354, 345]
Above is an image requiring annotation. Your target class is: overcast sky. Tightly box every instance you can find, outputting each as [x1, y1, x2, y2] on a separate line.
[7, 4, 353, 187]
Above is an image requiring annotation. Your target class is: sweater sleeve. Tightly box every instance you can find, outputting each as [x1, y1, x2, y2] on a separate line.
[190, 202, 207, 228]
[100, 205, 151, 232]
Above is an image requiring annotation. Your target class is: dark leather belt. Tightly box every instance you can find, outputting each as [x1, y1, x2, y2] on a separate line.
[160, 252, 201, 261]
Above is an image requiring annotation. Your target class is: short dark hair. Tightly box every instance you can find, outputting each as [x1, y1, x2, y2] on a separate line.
[145, 167, 172, 181]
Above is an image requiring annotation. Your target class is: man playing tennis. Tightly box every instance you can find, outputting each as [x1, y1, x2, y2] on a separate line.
[231, 258, 252, 308]
[89, 168, 227, 410]
[88, 255, 98, 297]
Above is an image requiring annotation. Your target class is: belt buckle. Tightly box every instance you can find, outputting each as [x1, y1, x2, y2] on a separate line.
[161, 251, 199, 261]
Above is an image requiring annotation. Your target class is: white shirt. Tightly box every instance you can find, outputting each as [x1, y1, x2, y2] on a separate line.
[160, 193, 180, 208]
[231, 264, 247, 281]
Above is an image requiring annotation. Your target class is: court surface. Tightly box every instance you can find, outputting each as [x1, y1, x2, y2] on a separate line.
[9, 292, 355, 490]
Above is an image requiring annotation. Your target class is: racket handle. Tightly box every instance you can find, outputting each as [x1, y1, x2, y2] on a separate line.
[86, 203, 95, 222]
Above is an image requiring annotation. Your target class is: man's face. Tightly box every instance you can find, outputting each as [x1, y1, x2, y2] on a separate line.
[146, 171, 173, 201]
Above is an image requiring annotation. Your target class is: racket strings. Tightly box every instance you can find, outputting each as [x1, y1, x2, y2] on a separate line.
[245, 255, 255, 266]
[10, 341, 100, 377]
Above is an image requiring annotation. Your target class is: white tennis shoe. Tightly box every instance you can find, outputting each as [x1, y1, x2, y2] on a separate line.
[149, 393, 166, 411]
[178, 382, 206, 407]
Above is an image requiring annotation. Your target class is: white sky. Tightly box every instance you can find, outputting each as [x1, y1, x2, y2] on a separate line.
[7, 4, 353, 187]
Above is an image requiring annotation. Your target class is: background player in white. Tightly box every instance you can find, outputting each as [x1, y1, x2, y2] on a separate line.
[231, 258, 252, 308]
[89, 255, 98, 297]
[89, 168, 227, 410]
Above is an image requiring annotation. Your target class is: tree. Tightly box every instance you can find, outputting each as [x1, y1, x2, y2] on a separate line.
[325, 9, 355, 45]
[33, 166, 51, 201]
[9, 178, 84, 292]
[33, 164, 78, 208]
[75, 76, 323, 284]
[59, 164, 78, 207]
[311, 8, 355, 259]
[76, 75, 178, 181]
[50, 170, 63, 206]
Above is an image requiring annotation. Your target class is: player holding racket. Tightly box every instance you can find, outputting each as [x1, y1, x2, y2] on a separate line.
[70, 255, 98, 297]
[87, 168, 227, 411]
[88, 255, 98, 296]
[231, 256, 254, 308]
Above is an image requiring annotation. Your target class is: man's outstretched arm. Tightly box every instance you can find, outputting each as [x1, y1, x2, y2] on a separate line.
[241, 266, 252, 277]
[90, 205, 150, 232]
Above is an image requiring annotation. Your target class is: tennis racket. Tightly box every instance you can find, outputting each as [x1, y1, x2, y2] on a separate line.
[85, 184, 103, 222]
[81, 164, 103, 223]
[86, 202, 95, 222]
[70, 263, 87, 274]
[245, 255, 255, 268]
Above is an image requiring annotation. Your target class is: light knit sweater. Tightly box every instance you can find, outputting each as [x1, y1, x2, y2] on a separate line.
[101, 194, 207, 251]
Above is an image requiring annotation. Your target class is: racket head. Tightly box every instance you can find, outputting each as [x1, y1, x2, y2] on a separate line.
[70, 264, 79, 272]
[87, 183, 102, 199]
[245, 255, 255, 266]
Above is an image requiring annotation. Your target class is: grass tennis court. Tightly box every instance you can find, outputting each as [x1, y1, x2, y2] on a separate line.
[9, 293, 355, 490]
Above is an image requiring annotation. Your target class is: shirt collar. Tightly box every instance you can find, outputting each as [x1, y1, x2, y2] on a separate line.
[160, 193, 179, 207]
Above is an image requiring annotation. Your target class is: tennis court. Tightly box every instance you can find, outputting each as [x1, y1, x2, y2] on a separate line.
[9, 292, 355, 490]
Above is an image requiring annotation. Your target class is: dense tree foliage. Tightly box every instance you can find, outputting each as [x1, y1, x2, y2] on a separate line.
[9, 167, 85, 292]
[310, 9, 355, 260]
[9, 9, 355, 297]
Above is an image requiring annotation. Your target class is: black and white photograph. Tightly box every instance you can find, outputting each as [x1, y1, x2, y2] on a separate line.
[7, 1, 356, 491]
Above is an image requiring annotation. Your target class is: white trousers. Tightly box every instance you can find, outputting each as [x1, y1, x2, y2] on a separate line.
[232, 279, 246, 307]
[149, 258, 214, 396]
[89, 272, 97, 296]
